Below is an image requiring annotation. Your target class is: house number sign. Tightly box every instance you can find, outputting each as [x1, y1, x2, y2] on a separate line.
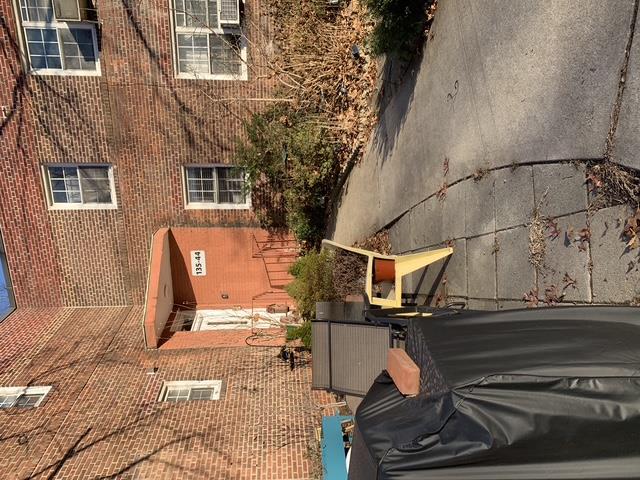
[190, 250, 207, 276]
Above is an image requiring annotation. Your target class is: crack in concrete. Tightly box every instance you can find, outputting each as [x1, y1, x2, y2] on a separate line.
[383, 157, 601, 232]
[605, 0, 640, 158]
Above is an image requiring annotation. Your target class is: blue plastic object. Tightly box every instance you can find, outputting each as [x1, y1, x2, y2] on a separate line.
[321, 415, 352, 480]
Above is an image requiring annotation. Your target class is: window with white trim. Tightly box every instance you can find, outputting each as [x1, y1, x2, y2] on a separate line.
[159, 380, 223, 402]
[0, 386, 52, 408]
[184, 165, 249, 208]
[43, 164, 117, 209]
[16, 0, 100, 75]
[171, 0, 247, 80]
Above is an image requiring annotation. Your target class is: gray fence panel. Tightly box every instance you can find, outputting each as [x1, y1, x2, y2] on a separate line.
[330, 323, 389, 396]
[311, 322, 330, 389]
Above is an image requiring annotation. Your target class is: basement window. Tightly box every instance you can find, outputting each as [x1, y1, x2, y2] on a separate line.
[171, 0, 247, 80]
[159, 380, 223, 402]
[43, 164, 117, 209]
[183, 165, 249, 209]
[15, 0, 100, 76]
[0, 386, 52, 408]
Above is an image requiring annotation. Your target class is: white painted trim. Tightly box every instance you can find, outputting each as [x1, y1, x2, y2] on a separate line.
[184, 202, 250, 210]
[181, 164, 251, 210]
[29, 67, 101, 77]
[41, 163, 118, 210]
[47, 203, 118, 211]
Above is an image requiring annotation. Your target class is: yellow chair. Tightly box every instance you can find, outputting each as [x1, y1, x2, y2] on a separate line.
[321, 239, 453, 308]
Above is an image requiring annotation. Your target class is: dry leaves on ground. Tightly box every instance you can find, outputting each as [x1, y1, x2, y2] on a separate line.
[267, 0, 378, 170]
[586, 161, 640, 210]
[623, 208, 640, 251]
[354, 229, 391, 255]
[529, 208, 546, 270]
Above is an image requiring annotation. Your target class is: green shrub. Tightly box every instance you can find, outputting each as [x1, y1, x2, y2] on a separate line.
[365, 0, 432, 57]
[286, 321, 312, 349]
[285, 250, 338, 320]
[236, 105, 339, 247]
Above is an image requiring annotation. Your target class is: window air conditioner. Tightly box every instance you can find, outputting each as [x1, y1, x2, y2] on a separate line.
[219, 0, 240, 26]
[52, 0, 97, 22]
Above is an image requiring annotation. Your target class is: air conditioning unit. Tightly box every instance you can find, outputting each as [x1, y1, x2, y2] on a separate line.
[52, 0, 97, 22]
[218, 0, 240, 26]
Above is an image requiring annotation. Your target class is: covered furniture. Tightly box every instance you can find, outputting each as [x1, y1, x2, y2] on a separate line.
[349, 306, 640, 479]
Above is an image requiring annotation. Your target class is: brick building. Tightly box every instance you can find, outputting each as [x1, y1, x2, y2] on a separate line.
[0, 2, 331, 478]
[0, 0, 279, 310]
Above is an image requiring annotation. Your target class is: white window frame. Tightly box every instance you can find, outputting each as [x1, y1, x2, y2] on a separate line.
[42, 163, 118, 210]
[14, 0, 101, 76]
[169, 0, 247, 81]
[0, 386, 52, 408]
[158, 380, 223, 402]
[182, 164, 251, 210]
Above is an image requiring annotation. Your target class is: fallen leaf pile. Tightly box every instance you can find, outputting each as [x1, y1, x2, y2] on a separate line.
[522, 272, 577, 307]
[332, 250, 368, 299]
[623, 208, 640, 250]
[586, 161, 640, 209]
[354, 229, 391, 255]
[528, 208, 546, 269]
[546, 218, 561, 240]
[331, 229, 391, 299]
[565, 225, 591, 252]
[266, 0, 378, 169]
[523, 288, 539, 308]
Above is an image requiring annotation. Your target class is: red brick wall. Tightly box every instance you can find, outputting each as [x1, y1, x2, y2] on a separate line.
[143, 227, 173, 348]
[169, 227, 276, 308]
[0, 0, 276, 307]
[0, 306, 336, 479]
[0, 2, 64, 307]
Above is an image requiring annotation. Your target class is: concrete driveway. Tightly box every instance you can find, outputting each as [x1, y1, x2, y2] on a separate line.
[329, 0, 640, 308]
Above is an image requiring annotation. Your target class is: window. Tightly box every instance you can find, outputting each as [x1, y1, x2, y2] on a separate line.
[171, 0, 246, 80]
[183, 165, 249, 209]
[16, 0, 100, 75]
[0, 386, 52, 408]
[159, 380, 223, 402]
[43, 164, 117, 209]
[0, 229, 16, 323]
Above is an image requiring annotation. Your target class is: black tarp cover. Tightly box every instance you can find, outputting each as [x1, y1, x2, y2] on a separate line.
[349, 307, 640, 479]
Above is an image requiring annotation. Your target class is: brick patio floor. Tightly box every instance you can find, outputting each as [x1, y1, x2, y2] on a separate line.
[0, 307, 333, 479]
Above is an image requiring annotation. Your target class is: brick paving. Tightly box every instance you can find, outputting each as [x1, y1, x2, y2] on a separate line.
[0, 308, 333, 479]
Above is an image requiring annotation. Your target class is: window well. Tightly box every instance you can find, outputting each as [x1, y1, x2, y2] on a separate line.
[0, 386, 52, 408]
[159, 380, 223, 402]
